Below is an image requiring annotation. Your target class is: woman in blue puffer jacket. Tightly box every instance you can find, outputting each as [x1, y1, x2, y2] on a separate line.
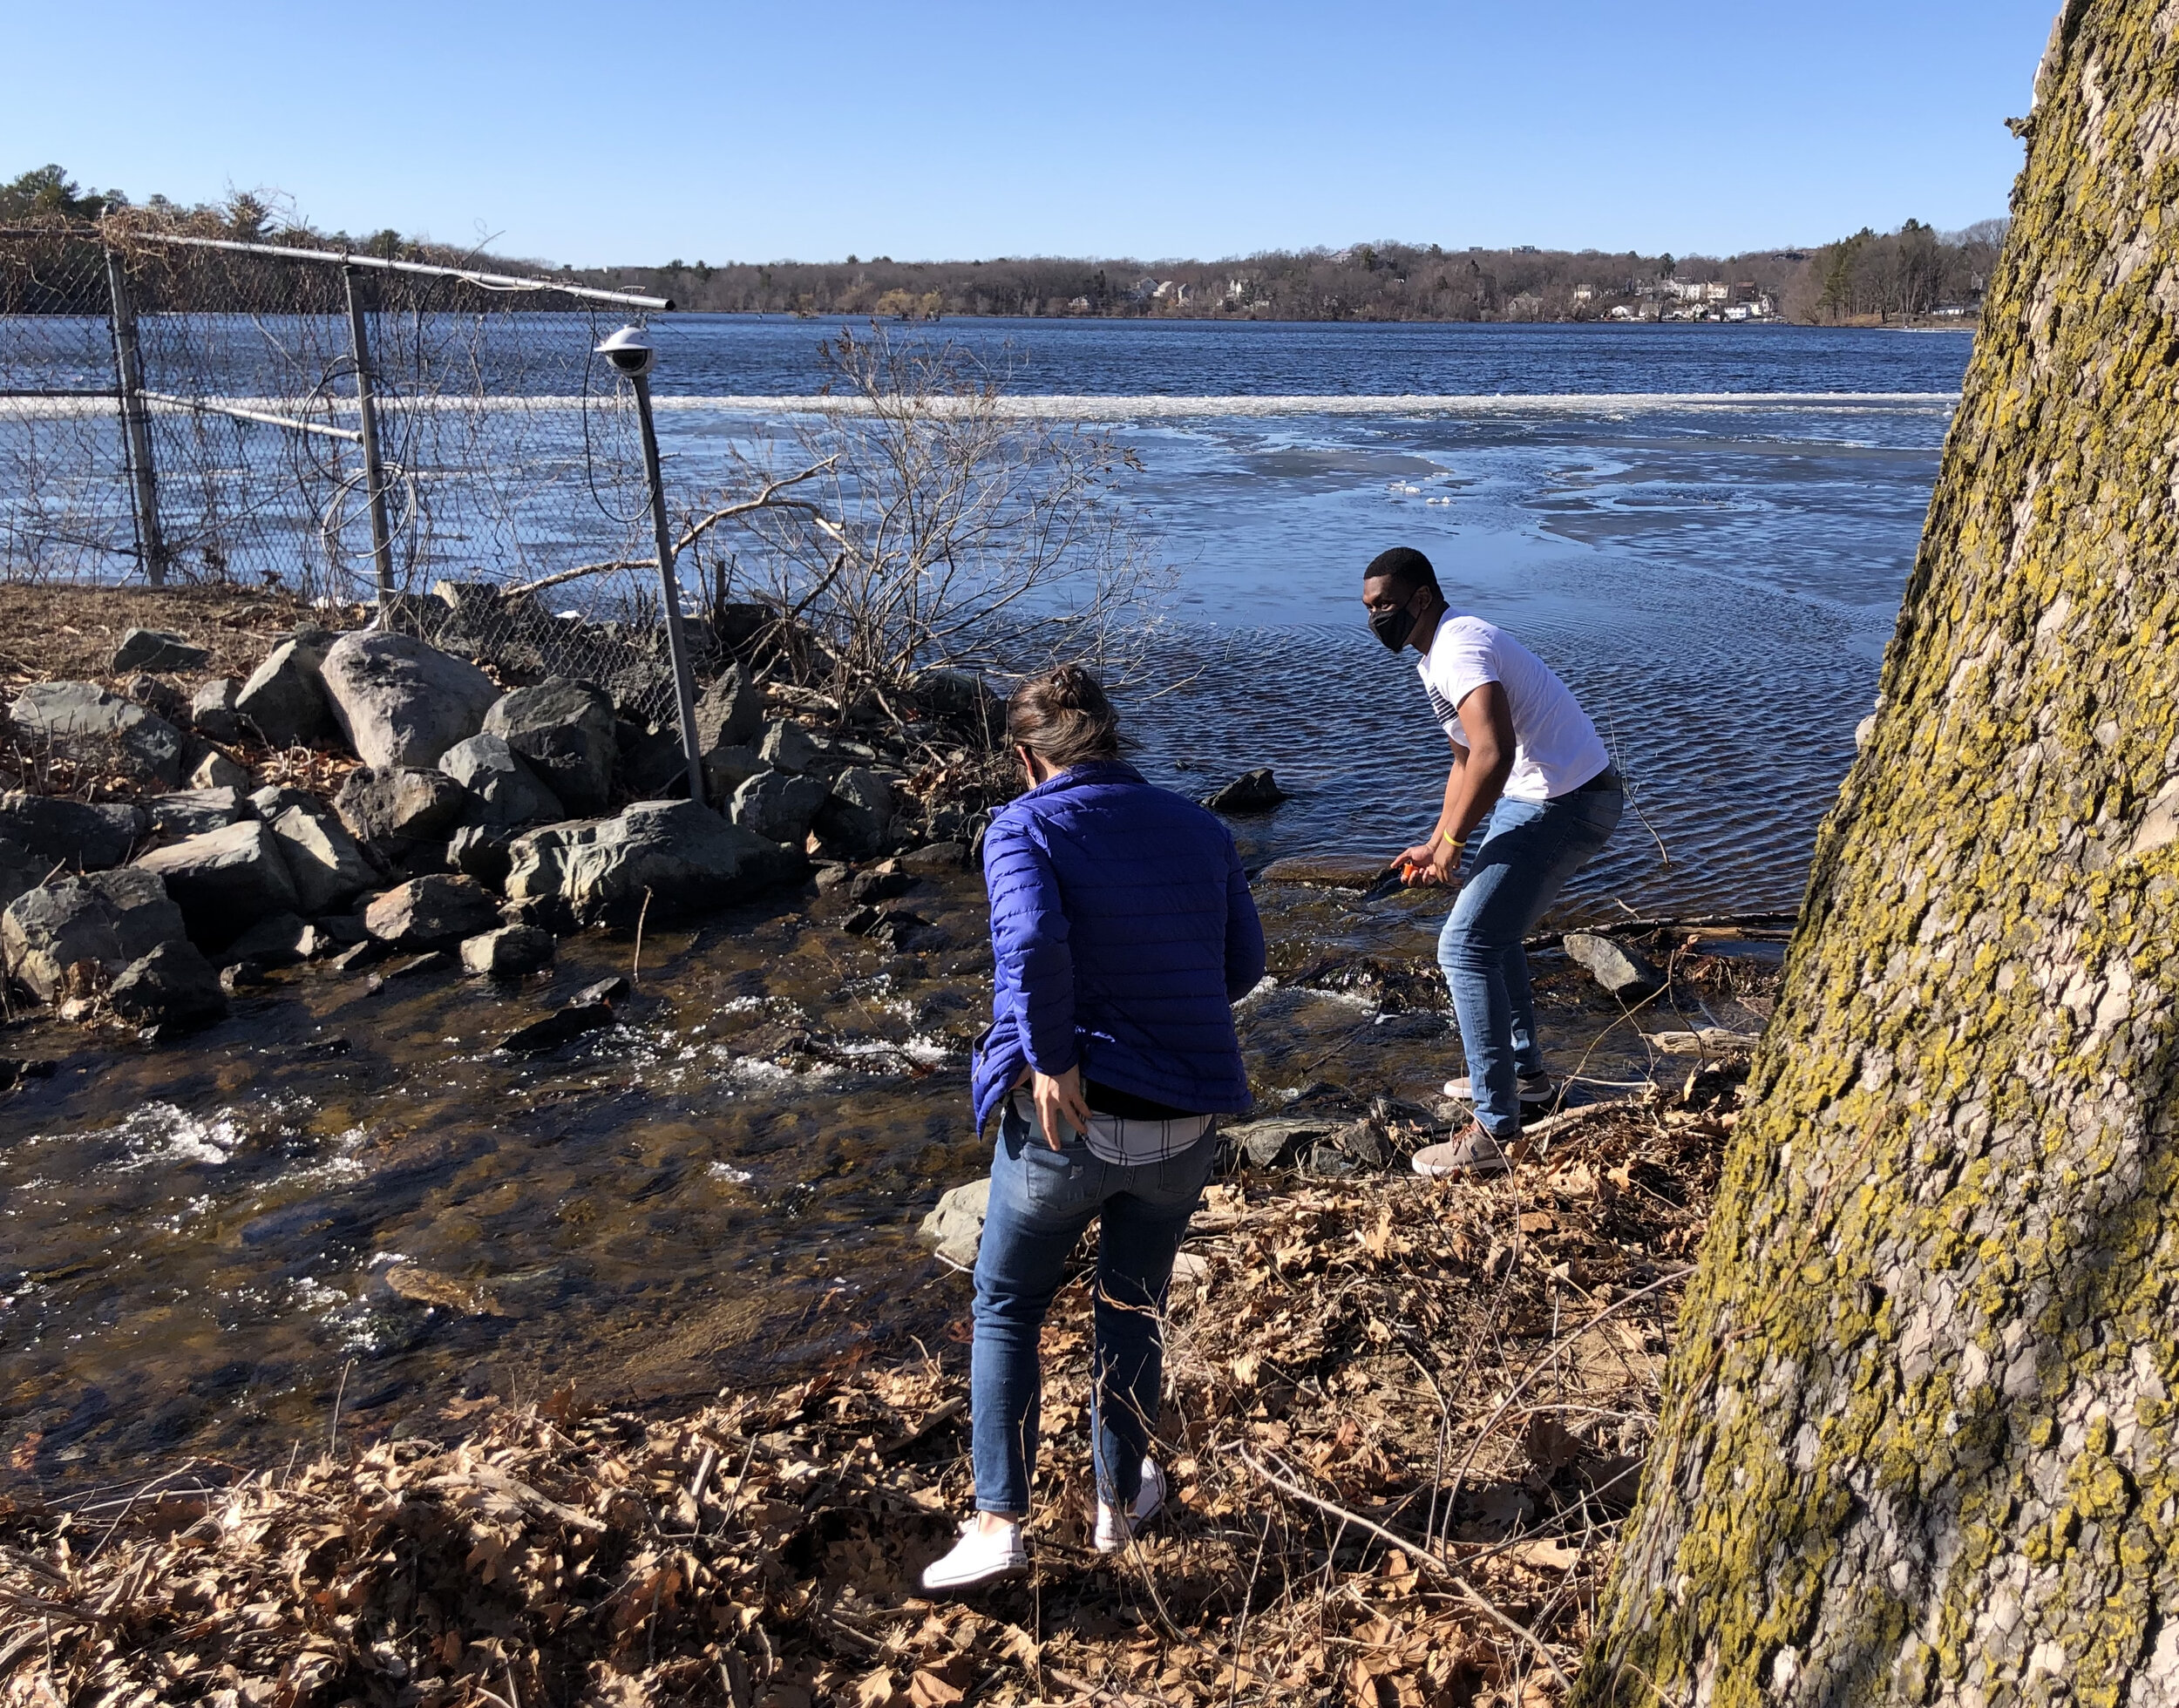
[922, 665, 1266, 1592]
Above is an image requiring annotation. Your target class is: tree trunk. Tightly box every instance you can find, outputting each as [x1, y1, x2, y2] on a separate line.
[1578, 4, 2179, 1702]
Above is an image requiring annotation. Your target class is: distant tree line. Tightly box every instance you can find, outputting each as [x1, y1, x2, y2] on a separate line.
[3, 165, 2005, 327]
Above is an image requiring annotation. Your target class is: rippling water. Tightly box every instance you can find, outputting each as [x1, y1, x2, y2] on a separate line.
[0, 322, 1967, 1484]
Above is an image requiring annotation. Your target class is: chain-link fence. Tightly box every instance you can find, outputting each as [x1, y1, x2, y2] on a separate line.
[0, 215, 714, 726]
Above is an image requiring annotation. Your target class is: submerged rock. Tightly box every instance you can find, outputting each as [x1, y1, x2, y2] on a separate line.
[8, 681, 185, 787]
[134, 820, 301, 945]
[483, 677, 618, 817]
[1202, 768, 1290, 814]
[1, 867, 187, 1003]
[497, 999, 614, 1055]
[321, 632, 499, 769]
[505, 799, 802, 929]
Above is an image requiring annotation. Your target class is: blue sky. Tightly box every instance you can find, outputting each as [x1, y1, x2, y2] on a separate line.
[4, 1, 2055, 266]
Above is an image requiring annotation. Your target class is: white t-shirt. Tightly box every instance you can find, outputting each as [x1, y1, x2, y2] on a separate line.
[1417, 611, 1611, 801]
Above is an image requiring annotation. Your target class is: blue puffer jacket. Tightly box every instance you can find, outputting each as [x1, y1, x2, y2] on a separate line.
[973, 760, 1266, 1130]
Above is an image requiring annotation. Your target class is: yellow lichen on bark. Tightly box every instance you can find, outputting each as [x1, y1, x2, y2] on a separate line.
[1578, 3, 2179, 1704]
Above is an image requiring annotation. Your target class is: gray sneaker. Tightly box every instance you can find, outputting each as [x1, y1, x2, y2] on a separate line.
[1411, 1120, 1513, 1179]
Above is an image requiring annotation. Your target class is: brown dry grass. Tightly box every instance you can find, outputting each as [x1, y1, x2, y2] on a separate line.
[0, 1068, 1740, 1708]
[0, 582, 366, 698]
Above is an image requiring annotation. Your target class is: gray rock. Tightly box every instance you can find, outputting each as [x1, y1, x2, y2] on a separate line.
[816, 767, 896, 859]
[363, 874, 501, 948]
[320, 632, 499, 769]
[145, 788, 248, 840]
[459, 924, 554, 978]
[1202, 768, 1289, 814]
[848, 868, 912, 904]
[1, 867, 187, 1003]
[268, 801, 377, 915]
[505, 798, 802, 929]
[0, 792, 146, 872]
[0, 838, 40, 915]
[482, 677, 617, 816]
[107, 940, 227, 1032]
[124, 674, 189, 725]
[899, 840, 970, 875]
[693, 666, 763, 751]
[447, 824, 514, 889]
[134, 821, 301, 945]
[615, 719, 688, 800]
[920, 1176, 990, 1269]
[1562, 931, 1665, 999]
[334, 766, 469, 849]
[189, 749, 250, 791]
[235, 637, 336, 747]
[700, 743, 765, 803]
[757, 719, 818, 775]
[190, 677, 245, 743]
[217, 912, 316, 969]
[440, 733, 563, 827]
[248, 785, 316, 819]
[8, 682, 185, 787]
[732, 769, 829, 845]
[1224, 1115, 1345, 1169]
[112, 628, 209, 674]
[497, 999, 613, 1055]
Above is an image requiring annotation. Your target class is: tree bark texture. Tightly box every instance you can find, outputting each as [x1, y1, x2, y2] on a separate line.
[1578, 5, 2179, 1704]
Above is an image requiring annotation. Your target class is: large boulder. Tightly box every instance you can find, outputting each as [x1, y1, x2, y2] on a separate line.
[320, 632, 499, 769]
[615, 720, 689, 801]
[0, 792, 146, 872]
[112, 628, 208, 674]
[134, 820, 301, 946]
[266, 800, 376, 915]
[731, 769, 830, 845]
[482, 678, 617, 816]
[815, 767, 896, 859]
[334, 765, 469, 851]
[440, 733, 563, 826]
[1, 867, 187, 1003]
[693, 666, 763, 752]
[235, 636, 337, 747]
[363, 874, 501, 947]
[504, 798, 802, 929]
[107, 940, 227, 1032]
[700, 742, 764, 803]
[7, 682, 184, 787]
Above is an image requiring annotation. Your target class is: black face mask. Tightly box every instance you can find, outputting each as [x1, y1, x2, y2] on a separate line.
[1369, 601, 1417, 653]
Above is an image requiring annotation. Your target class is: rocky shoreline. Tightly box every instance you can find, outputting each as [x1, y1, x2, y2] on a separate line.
[0, 587, 1019, 1050]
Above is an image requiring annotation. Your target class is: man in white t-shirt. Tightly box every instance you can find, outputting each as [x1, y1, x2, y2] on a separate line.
[1361, 546, 1623, 1179]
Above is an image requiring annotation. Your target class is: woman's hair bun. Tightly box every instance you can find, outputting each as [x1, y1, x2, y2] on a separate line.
[1007, 665, 1122, 766]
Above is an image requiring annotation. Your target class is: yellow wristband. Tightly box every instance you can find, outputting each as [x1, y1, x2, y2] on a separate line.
[1440, 830, 1465, 850]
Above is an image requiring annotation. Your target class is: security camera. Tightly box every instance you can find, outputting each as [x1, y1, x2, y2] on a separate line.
[595, 324, 656, 380]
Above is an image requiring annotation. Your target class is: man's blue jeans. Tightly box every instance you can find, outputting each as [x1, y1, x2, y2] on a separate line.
[1439, 784, 1623, 1140]
[969, 1100, 1217, 1516]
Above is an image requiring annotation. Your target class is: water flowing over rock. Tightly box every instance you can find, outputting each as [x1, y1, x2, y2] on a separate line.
[504, 799, 801, 929]
[363, 874, 502, 948]
[235, 635, 337, 748]
[320, 632, 499, 769]
[7, 682, 185, 787]
[0, 792, 146, 873]
[1, 867, 187, 1003]
[133, 821, 301, 946]
[482, 678, 618, 817]
[106, 940, 227, 1032]
[439, 734, 564, 827]
[110, 628, 208, 674]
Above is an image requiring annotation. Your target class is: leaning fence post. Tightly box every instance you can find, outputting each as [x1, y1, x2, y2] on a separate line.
[102, 245, 166, 586]
[341, 263, 397, 602]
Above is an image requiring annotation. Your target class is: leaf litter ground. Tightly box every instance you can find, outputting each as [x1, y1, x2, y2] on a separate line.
[0, 1065, 1741, 1708]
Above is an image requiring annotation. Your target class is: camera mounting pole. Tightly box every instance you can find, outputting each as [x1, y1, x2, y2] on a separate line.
[599, 327, 707, 809]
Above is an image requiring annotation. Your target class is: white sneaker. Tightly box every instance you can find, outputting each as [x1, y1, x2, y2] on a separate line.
[1095, 1458, 1166, 1553]
[1443, 1071, 1556, 1108]
[921, 1517, 1028, 1591]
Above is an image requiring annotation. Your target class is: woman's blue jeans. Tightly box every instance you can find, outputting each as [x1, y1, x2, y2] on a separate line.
[1439, 785, 1623, 1140]
[969, 1100, 1217, 1516]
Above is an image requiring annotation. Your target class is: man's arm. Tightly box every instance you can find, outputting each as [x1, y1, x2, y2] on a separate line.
[1399, 681, 1517, 886]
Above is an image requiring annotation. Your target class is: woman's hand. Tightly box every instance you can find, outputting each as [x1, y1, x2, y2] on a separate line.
[1030, 1065, 1096, 1151]
[1395, 839, 1463, 889]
